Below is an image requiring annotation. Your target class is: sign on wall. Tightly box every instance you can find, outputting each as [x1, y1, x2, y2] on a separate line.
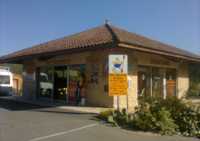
[108, 55, 128, 96]
[109, 55, 127, 74]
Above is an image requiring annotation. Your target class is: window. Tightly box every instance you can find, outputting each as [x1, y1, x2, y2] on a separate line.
[0, 75, 10, 85]
[138, 66, 151, 97]
[152, 68, 164, 98]
[138, 66, 177, 99]
[38, 67, 54, 99]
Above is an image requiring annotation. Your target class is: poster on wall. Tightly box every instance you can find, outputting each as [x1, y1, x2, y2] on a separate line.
[108, 55, 128, 96]
[109, 55, 127, 74]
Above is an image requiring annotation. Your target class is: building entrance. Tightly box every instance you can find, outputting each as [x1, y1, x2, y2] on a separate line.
[37, 65, 85, 105]
[54, 66, 68, 101]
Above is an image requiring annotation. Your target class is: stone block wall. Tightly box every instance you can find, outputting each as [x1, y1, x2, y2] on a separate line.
[21, 46, 190, 111]
[177, 63, 189, 98]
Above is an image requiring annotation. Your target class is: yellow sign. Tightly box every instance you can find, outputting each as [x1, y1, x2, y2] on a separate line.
[109, 74, 128, 96]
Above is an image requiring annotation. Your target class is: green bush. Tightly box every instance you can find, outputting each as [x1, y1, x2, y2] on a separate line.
[97, 110, 113, 121]
[155, 108, 177, 135]
[140, 97, 200, 137]
[112, 109, 129, 127]
[98, 97, 200, 137]
[132, 102, 156, 131]
[132, 99, 177, 135]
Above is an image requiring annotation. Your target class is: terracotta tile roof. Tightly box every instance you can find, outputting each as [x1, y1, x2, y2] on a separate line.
[0, 24, 199, 63]
[110, 25, 200, 60]
[0, 25, 113, 62]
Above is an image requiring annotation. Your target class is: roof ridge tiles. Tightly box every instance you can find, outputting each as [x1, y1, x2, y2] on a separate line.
[104, 23, 119, 44]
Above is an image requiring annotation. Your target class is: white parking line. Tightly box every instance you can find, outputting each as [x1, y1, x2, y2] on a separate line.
[29, 123, 98, 141]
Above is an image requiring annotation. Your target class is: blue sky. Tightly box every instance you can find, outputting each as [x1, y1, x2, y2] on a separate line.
[0, 0, 200, 56]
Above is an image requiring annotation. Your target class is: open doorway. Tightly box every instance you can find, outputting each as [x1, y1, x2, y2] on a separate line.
[37, 65, 86, 105]
[54, 66, 68, 102]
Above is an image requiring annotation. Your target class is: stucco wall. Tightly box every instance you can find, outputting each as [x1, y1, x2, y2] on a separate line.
[177, 63, 189, 98]
[22, 61, 37, 100]
[85, 51, 113, 107]
[135, 51, 178, 68]
[134, 51, 189, 99]
[21, 47, 190, 111]
[108, 48, 190, 111]
[12, 73, 23, 96]
[101, 48, 138, 112]
[22, 51, 113, 107]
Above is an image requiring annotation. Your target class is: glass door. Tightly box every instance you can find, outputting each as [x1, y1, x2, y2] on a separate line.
[37, 65, 86, 105]
[38, 67, 54, 99]
[152, 68, 164, 98]
[68, 65, 85, 105]
[138, 66, 151, 97]
[137, 66, 177, 99]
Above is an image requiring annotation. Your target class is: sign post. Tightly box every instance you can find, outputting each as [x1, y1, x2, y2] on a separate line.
[108, 55, 128, 110]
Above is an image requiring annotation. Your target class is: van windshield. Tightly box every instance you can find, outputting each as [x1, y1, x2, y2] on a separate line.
[0, 75, 10, 84]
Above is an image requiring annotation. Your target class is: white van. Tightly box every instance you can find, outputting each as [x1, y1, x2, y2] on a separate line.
[0, 67, 13, 96]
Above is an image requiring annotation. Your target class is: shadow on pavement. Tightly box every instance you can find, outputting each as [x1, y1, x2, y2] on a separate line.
[33, 109, 97, 115]
[0, 97, 98, 116]
[0, 97, 53, 111]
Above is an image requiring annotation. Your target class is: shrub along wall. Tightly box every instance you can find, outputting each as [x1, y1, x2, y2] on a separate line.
[98, 97, 200, 138]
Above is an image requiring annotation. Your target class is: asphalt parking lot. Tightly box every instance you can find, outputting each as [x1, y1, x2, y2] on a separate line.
[0, 98, 199, 141]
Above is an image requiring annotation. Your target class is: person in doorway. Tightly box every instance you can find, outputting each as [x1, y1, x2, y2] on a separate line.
[75, 72, 86, 105]
[75, 80, 81, 105]
[80, 73, 86, 105]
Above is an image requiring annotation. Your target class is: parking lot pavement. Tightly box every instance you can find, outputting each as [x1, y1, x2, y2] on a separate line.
[0, 98, 199, 141]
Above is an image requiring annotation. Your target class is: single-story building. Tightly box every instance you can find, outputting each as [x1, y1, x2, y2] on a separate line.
[0, 24, 200, 112]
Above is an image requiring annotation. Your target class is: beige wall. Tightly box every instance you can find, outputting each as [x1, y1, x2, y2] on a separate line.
[12, 73, 23, 96]
[21, 47, 190, 112]
[136, 51, 178, 68]
[22, 51, 113, 107]
[22, 61, 37, 100]
[99, 48, 138, 112]
[85, 51, 113, 107]
[135, 51, 189, 99]
[104, 48, 190, 112]
[177, 63, 189, 98]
